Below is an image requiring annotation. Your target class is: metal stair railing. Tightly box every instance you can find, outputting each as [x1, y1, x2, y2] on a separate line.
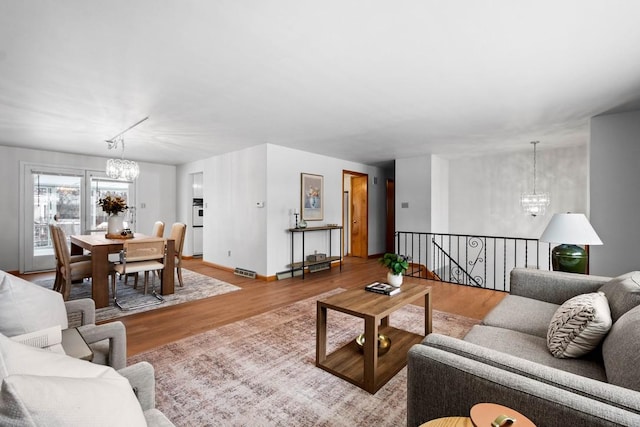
[395, 231, 552, 292]
[431, 239, 482, 287]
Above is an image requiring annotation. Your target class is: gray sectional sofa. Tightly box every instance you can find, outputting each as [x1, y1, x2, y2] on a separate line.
[407, 268, 640, 427]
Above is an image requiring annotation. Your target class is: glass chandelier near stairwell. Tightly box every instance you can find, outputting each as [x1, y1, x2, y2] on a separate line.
[520, 141, 550, 216]
[104, 117, 148, 181]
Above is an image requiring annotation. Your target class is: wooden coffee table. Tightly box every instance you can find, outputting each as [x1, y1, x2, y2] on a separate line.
[316, 280, 431, 393]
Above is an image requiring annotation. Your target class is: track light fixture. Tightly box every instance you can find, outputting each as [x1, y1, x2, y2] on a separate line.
[105, 116, 148, 181]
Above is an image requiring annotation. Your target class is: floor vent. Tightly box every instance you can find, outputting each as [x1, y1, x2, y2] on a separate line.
[234, 268, 257, 279]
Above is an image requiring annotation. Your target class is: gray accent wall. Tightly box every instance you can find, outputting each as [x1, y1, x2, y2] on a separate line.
[448, 146, 588, 239]
[590, 110, 640, 276]
[395, 156, 432, 233]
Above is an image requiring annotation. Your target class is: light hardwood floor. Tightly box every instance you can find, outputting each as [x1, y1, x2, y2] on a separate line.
[23, 257, 507, 357]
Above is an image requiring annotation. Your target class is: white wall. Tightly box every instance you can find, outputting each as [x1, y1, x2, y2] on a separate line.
[134, 163, 177, 237]
[0, 144, 176, 272]
[448, 145, 588, 239]
[176, 143, 389, 277]
[590, 110, 640, 276]
[395, 156, 431, 233]
[265, 144, 389, 275]
[431, 156, 449, 232]
[203, 145, 268, 274]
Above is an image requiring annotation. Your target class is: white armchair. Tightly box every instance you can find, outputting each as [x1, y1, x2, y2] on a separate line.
[0, 334, 173, 426]
[0, 270, 127, 370]
[64, 298, 127, 369]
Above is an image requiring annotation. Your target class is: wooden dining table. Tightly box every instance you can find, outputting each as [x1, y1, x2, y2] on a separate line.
[70, 233, 175, 309]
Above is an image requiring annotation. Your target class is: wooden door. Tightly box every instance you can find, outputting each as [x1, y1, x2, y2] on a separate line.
[386, 179, 395, 253]
[351, 175, 368, 258]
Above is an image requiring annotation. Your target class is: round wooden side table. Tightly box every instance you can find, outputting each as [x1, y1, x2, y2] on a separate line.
[420, 417, 473, 427]
[470, 403, 536, 427]
[419, 403, 535, 427]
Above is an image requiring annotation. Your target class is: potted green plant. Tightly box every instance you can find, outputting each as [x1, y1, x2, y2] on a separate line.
[378, 253, 409, 286]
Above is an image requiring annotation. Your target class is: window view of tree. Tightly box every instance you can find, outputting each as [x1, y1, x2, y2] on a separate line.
[32, 174, 81, 249]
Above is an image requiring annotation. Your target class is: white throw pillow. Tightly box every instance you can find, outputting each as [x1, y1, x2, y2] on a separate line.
[0, 271, 68, 337]
[0, 334, 146, 426]
[10, 325, 65, 354]
[1, 375, 147, 427]
[547, 291, 612, 358]
[0, 333, 103, 380]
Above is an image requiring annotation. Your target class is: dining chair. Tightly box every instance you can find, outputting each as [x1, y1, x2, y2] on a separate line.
[113, 238, 166, 309]
[169, 223, 187, 287]
[150, 220, 166, 282]
[49, 224, 91, 292]
[123, 220, 165, 287]
[51, 225, 114, 301]
[152, 221, 165, 238]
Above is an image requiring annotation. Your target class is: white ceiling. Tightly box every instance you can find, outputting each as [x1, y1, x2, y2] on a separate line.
[1, 1, 640, 167]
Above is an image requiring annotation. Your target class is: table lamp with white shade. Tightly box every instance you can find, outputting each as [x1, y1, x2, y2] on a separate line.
[539, 213, 603, 274]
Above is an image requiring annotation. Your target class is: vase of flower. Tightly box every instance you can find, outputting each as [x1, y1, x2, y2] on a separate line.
[107, 213, 125, 236]
[98, 194, 129, 237]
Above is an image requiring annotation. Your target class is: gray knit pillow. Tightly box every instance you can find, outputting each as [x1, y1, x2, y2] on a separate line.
[598, 271, 640, 322]
[547, 292, 612, 358]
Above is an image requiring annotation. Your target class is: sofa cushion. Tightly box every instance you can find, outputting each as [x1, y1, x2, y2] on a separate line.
[547, 292, 612, 358]
[0, 334, 146, 426]
[423, 334, 640, 414]
[464, 325, 607, 381]
[602, 305, 640, 392]
[0, 271, 68, 337]
[598, 271, 640, 323]
[481, 295, 559, 338]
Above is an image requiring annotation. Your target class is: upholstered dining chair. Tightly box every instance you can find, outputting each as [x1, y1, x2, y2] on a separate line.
[147, 220, 166, 280]
[152, 221, 165, 238]
[49, 224, 91, 293]
[51, 225, 114, 301]
[113, 238, 166, 309]
[124, 220, 165, 287]
[169, 223, 187, 287]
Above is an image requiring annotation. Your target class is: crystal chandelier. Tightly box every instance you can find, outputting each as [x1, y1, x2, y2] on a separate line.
[105, 116, 148, 181]
[521, 141, 550, 216]
[105, 146, 140, 181]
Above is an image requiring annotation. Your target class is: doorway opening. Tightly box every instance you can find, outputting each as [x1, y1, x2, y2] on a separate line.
[342, 170, 368, 259]
[386, 178, 395, 253]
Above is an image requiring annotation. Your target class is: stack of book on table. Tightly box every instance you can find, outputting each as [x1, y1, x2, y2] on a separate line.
[365, 282, 401, 296]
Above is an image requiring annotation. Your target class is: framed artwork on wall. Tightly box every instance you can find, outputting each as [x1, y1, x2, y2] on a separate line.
[301, 173, 323, 221]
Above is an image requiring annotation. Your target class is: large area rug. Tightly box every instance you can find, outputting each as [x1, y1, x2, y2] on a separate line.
[129, 289, 481, 426]
[35, 269, 241, 322]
